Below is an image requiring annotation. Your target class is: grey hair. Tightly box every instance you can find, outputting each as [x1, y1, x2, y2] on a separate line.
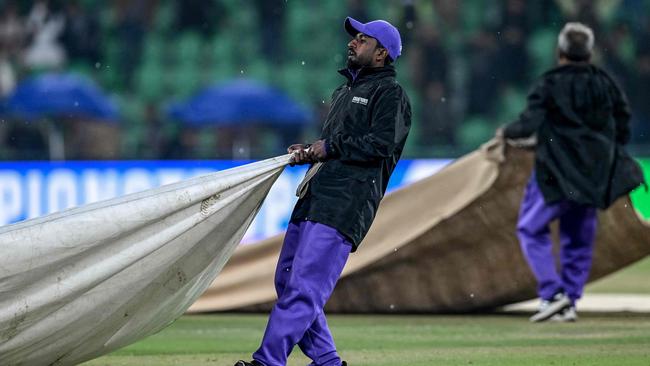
[558, 22, 594, 60]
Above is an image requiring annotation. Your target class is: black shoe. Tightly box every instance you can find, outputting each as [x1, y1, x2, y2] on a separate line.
[234, 361, 263, 366]
[342, 362, 348, 366]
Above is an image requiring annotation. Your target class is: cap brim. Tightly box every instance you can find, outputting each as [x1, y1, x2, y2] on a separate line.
[344, 17, 365, 38]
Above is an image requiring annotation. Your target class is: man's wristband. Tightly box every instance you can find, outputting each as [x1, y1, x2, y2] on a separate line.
[324, 140, 333, 157]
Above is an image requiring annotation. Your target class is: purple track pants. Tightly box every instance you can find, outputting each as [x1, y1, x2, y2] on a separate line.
[253, 220, 351, 366]
[517, 174, 598, 304]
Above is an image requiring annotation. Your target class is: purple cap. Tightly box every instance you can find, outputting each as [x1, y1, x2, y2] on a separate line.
[344, 17, 402, 61]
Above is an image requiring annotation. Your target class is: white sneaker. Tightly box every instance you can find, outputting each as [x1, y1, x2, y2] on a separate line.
[550, 306, 578, 322]
[529, 292, 571, 323]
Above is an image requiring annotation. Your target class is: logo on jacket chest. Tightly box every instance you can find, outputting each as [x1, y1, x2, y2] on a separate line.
[351, 96, 368, 106]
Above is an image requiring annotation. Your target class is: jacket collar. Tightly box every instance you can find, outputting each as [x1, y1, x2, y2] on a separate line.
[338, 65, 396, 85]
[545, 62, 595, 76]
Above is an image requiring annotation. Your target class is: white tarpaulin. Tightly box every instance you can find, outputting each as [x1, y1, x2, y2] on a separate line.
[0, 155, 289, 366]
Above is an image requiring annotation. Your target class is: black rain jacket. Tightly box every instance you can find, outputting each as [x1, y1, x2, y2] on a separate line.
[291, 65, 411, 250]
[504, 63, 645, 208]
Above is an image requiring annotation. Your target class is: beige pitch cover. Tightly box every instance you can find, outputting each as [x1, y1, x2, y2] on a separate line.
[191, 139, 650, 313]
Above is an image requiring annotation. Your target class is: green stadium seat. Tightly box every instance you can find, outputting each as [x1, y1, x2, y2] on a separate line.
[135, 62, 165, 102]
[167, 64, 202, 99]
[279, 65, 310, 103]
[496, 87, 527, 125]
[142, 35, 166, 66]
[321, 1, 346, 20]
[68, 61, 94, 77]
[259, 129, 281, 156]
[152, 2, 174, 33]
[100, 38, 124, 90]
[527, 28, 557, 77]
[208, 34, 237, 80]
[247, 60, 271, 81]
[458, 116, 494, 151]
[403, 93, 420, 154]
[116, 94, 146, 158]
[286, 3, 319, 49]
[174, 32, 203, 66]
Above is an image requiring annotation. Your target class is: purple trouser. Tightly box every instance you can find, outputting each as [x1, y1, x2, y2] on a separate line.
[253, 220, 351, 366]
[517, 174, 598, 305]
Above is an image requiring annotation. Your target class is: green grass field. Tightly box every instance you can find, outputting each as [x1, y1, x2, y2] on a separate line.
[81, 256, 650, 366]
[84, 313, 650, 366]
[586, 256, 650, 294]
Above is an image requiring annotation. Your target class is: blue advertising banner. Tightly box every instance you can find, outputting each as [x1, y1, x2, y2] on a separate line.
[0, 159, 450, 242]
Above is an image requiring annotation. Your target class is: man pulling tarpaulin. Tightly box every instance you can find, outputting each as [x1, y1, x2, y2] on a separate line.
[0, 155, 289, 366]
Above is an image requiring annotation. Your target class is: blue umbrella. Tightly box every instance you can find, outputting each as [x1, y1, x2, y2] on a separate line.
[1, 73, 119, 160]
[167, 79, 312, 126]
[2, 72, 119, 121]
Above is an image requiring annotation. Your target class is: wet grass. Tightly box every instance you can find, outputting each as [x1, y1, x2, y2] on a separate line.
[84, 313, 650, 366]
[586, 256, 650, 294]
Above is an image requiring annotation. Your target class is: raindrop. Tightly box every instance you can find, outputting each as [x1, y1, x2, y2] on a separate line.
[240, 70, 244, 74]
[389, 304, 395, 310]
[470, 293, 475, 298]
[74, 101, 79, 107]
[441, 97, 446, 103]
[95, 62, 101, 69]
[301, 61, 306, 66]
[238, 147, 245, 153]
[406, 21, 414, 29]
[322, 100, 325, 104]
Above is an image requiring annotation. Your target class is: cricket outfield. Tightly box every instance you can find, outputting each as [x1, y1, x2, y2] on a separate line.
[84, 256, 650, 366]
[83, 311, 650, 366]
